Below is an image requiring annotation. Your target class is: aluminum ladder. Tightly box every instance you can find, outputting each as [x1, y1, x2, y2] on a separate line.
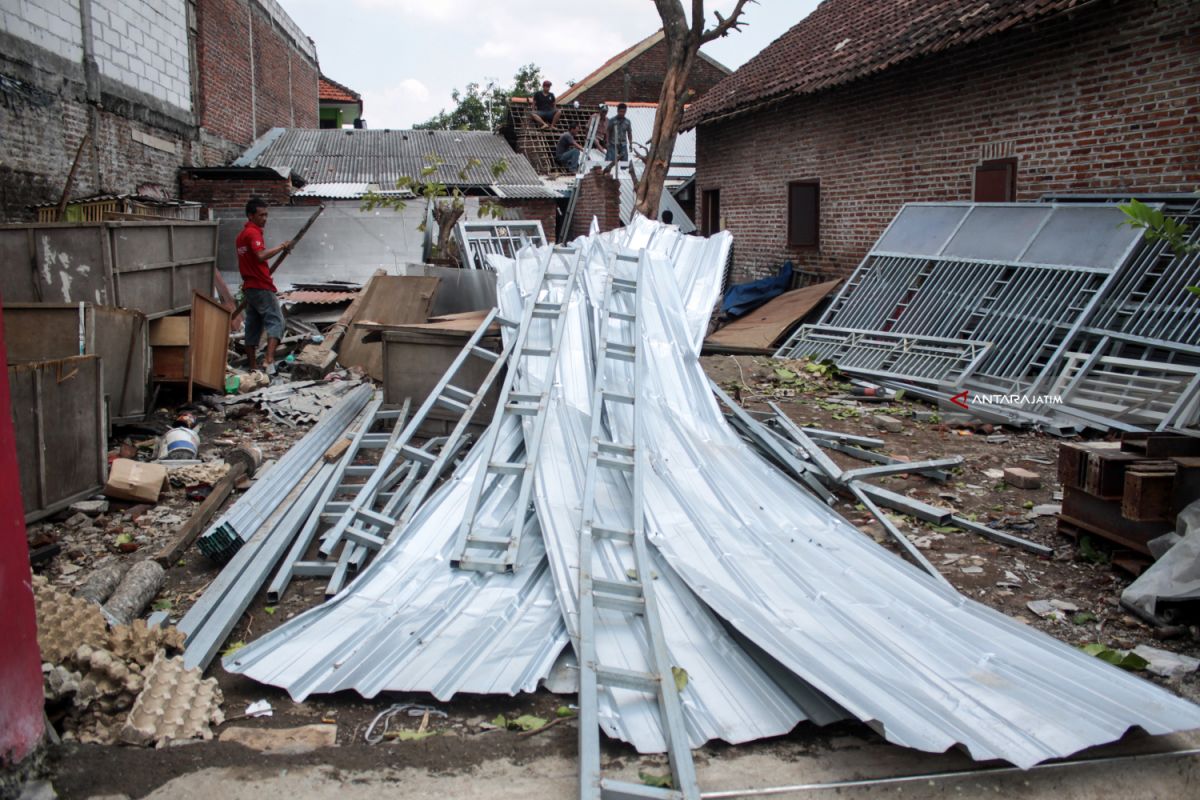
[451, 245, 582, 572]
[314, 308, 519, 584]
[561, 113, 603, 237]
[578, 256, 700, 800]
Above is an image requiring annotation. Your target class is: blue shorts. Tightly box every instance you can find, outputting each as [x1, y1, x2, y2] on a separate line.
[244, 288, 284, 347]
[534, 109, 556, 124]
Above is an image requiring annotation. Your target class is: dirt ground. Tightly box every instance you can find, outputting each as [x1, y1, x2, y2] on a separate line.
[27, 354, 1200, 799]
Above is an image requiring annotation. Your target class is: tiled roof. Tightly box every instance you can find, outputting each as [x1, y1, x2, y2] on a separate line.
[319, 75, 360, 104]
[559, 30, 731, 105]
[234, 128, 548, 189]
[684, 0, 1101, 128]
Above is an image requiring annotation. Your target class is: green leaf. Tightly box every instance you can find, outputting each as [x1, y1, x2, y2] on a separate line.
[1080, 643, 1148, 671]
[151, 599, 172, 611]
[176, 559, 186, 567]
[115, 532, 133, 545]
[671, 666, 688, 692]
[931, 524, 958, 533]
[510, 715, 547, 732]
[1023, 500, 1035, 510]
[264, 606, 276, 615]
[491, 714, 508, 729]
[774, 368, 797, 381]
[626, 568, 638, 581]
[1188, 286, 1200, 297]
[639, 771, 673, 789]
[222, 640, 245, 658]
[389, 730, 438, 741]
[1072, 612, 1096, 625]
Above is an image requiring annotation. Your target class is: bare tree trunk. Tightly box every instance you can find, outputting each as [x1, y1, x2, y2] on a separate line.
[433, 203, 465, 264]
[638, 0, 752, 220]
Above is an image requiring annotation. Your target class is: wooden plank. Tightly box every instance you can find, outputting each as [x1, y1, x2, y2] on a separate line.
[338, 276, 439, 380]
[9, 356, 106, 521]
[705, 279, 841, 354]
[188, 291, 232, 393]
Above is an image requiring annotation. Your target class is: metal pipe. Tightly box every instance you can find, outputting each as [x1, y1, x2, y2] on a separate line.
[699, 747, 1200, 798]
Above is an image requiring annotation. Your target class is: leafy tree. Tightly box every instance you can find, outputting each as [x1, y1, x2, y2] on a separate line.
[416, 63, 543, 131]
[362, 154, 510, 264]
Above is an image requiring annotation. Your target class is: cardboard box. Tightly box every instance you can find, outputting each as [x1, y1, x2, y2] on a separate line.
[104, 459, 168, 504]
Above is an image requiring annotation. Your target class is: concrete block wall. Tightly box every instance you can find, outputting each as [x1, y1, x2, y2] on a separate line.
[0, 0, 83, 63]
[91, 0, 190, 112]
[695, 0, 1200, 283]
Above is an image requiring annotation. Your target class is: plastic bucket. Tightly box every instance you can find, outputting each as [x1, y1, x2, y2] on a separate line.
[163, 427, 200, 459]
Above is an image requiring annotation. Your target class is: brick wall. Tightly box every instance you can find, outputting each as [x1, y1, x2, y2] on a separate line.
[178, 169, 292, 210]
[195, 0, 319, 159]
[571, 40, 729, 106]
[695, 0, 1200, 283]
[497, 198, 558, 243]
[568, 170, 620, 240]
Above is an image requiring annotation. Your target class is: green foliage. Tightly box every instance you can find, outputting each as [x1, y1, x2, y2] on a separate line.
[1080, 643, 1148, 671]
[639, 771, 673, 789]
[1120, 198, 1200, 295]
[416, 63, 543, 131]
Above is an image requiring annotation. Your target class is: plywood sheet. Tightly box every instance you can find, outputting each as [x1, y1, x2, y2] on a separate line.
[705, 279, 842, 354]
[338, 276, 439, 380]
[9, 355, 106, 521]
[188, 291, 232, 394]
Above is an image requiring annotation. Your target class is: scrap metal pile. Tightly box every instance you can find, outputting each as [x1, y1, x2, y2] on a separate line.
[181, 217, 1199, 798]
[775, 197, 1200, 434]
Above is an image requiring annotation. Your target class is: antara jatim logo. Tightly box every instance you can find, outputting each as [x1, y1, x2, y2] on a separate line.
[950, 390, 970, 409]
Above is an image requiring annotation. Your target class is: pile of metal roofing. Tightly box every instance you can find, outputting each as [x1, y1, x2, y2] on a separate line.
[220, 216, 1200, 789]
[775, 197, 1200, 434]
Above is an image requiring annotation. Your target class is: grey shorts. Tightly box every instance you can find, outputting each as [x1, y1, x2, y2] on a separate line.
[244, 288, 284, 347]
[534, 109, 556, 123]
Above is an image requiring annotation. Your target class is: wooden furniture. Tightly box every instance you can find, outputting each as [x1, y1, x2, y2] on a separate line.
[149, 291, 230, 400]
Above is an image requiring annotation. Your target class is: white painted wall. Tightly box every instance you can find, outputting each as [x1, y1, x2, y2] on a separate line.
[0, 0, 83, 63]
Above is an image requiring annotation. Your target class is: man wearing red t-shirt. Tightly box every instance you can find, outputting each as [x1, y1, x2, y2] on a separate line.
[236, 198, 293, 374]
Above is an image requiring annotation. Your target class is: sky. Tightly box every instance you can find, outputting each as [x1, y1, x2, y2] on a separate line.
[277, 0, 822, 129]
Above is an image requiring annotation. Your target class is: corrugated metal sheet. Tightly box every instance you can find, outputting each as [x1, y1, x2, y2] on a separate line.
[280, 290, 357, 305]
[237, 128, 547, 188]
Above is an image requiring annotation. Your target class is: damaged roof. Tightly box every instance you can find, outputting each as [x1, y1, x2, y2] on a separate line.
[234, 128, 553, 194]
[559, 29, 731, 105]
[683, 0, 1103, 128]
[319, 75, 361, 104]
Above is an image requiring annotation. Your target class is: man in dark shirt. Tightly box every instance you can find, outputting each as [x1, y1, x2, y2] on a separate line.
[606, 102, 633, 162]
[236, 197, 292, 375]
[531, 80, 560, 129]
[556, 123, 585, 171]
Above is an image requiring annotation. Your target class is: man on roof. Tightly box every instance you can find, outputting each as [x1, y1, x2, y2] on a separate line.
[531, 80, 561, 129]
[606, 102, 633, 162]
[556, 122, 586, 172]
[236, 197, 293, 377]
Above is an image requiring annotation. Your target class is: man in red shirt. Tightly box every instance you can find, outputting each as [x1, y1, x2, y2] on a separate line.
[236, 197, 293, 374]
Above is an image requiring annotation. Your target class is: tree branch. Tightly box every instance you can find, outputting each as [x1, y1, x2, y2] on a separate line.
[701, 0, 754, 43]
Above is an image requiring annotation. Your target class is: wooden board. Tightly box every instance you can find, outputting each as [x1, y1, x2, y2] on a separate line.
[382, 328, 501, 436]
[188, 291, 232, 397]
[3, 303, 149, 423]
[338, 276, 440, 380]
[704, 279, 842, 354]
[8, 355, 106, 522]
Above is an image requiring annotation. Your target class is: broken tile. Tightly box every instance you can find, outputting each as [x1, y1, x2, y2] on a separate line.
[869, 414, 904, 433]
[1003, 467, 1041, 489]
[1132, 645, 1200, 679]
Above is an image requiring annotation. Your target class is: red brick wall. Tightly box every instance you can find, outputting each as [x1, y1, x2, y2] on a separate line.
[195, 0, 319, 152]
[570, 41, 729, 106]
[498, 198, 558, 243]
[179, 170, 292, 211]
[568, 170, 621, 240]
[696, 0, 1200, 283]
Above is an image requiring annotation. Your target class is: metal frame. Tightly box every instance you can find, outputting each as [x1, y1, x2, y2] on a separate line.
[451, 245, 583, 572]
[455, 220, 548, 270]
[579, 257, 700, 800]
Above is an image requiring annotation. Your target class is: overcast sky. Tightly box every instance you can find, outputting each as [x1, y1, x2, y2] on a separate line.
[277, 0, 821, 128]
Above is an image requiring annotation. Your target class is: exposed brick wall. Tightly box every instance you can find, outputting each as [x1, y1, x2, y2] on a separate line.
[696, 0, 1200, 283]
[497, 198, 558, 243]
[570, 40, 729, 107]
[568, 170, 620, 240]
[195, 0, 319, 154]
[178, 169, 291, 211]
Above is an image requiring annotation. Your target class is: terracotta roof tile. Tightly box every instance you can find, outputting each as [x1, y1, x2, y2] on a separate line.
[684, 0, 1101, 128]
[319, 75, 361, 104]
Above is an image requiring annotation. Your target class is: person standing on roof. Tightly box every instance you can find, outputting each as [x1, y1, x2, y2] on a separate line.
[531, 80, 561, 129]
[606, 102, 633, 162]
[556, 122, 586, 172]
[236, 197, 292, 376]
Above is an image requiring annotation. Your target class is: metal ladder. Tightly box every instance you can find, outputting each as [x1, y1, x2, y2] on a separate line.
[451, 245, 583, 572]
[578, 256, 699, 800]
[313, 308, 519, 584]
[562, 114, 603, 237]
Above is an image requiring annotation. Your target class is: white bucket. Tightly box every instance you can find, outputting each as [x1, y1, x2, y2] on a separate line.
[163, 427, 200, 459]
